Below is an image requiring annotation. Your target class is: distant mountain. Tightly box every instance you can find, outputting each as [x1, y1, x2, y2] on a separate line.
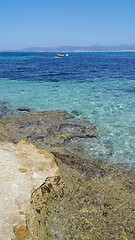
[22, 45, 135, 52]
[1, 45, 135, 52]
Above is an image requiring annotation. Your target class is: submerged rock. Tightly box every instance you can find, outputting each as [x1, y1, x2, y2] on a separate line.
[17, 106, 34, 112]
[0, 110, 97, 153]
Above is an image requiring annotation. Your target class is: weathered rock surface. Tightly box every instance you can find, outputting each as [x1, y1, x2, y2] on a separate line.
[0, 141, 58, 240]
[27, 159, 135, 240]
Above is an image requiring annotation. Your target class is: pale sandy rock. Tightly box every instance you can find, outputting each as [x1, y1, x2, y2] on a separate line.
[0, 141, 58, 240]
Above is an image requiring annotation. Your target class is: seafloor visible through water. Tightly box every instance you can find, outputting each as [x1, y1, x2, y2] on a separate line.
[0, 52, 135, 165]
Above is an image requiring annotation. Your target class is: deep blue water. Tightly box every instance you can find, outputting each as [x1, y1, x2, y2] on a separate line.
[0, 52, 135, 165]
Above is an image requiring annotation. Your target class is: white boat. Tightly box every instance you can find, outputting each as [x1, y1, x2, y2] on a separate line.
[56, 53, 68, 57]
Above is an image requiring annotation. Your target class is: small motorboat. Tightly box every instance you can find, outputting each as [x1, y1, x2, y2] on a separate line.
[56, 53, 68, 57]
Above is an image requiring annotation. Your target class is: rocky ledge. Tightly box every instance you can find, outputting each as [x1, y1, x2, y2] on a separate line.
[0, 108, 135, 240]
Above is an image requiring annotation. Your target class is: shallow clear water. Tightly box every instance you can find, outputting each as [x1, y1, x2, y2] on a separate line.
[0, 52, 135, 165]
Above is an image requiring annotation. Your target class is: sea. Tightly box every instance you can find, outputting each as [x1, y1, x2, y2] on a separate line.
[0, 52, 135, 166]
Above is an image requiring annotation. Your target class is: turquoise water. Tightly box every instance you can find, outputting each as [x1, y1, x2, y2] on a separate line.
[0, 52, 135, 165]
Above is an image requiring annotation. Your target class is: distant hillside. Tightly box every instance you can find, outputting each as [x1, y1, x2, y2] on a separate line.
[22, 45, 135, 52]
[1, 45, 135, 52]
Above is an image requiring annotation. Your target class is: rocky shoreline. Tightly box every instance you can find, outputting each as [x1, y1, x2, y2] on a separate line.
[0, 105, 135, 239]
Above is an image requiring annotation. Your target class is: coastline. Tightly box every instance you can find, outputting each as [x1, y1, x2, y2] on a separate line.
[1, 50, 135, 53]
[0, 108, 135, 239]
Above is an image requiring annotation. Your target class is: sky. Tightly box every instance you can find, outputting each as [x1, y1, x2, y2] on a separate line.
[0, 0, 135, 50]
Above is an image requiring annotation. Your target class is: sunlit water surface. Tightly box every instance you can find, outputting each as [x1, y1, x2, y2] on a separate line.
[0, 52, 135, 165]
